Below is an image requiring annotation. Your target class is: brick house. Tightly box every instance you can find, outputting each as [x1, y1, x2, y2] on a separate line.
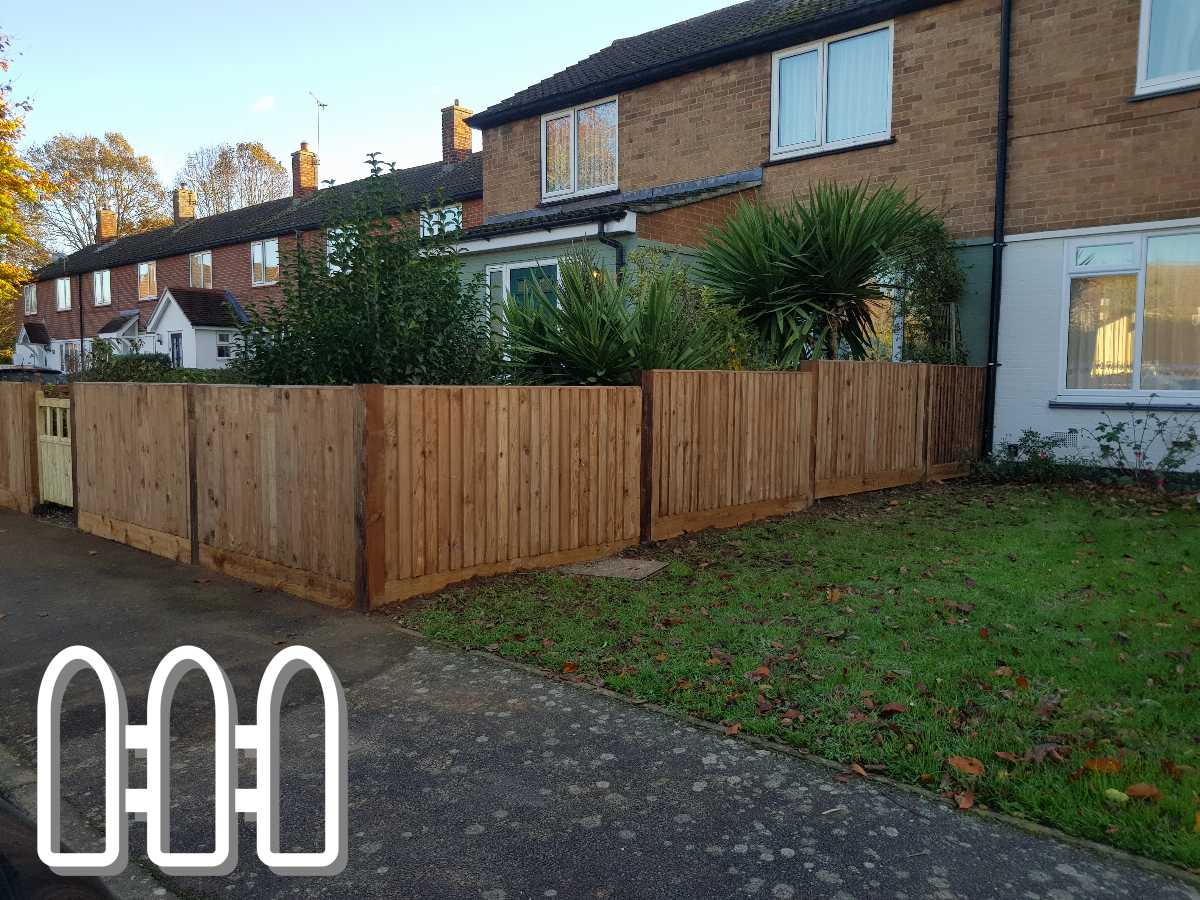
[15, 106, 483, 371]
[458, 0, 1199, 452]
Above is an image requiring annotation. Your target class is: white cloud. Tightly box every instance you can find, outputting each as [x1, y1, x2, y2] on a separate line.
[250, 95, 276, 113]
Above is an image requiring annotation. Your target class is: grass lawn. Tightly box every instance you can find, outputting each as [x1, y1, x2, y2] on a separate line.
[393, 482, 1200, 870]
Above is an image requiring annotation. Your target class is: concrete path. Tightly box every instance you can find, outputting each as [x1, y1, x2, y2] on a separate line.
[0, 509, 1195, 900]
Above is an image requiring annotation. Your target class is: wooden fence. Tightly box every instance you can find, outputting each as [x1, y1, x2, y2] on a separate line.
[74, 383, 192, 560]
[0, 363, 985, 609]
[0, 383, 38, 513]
[643, 370, 815, 541]
[804, 361, 929, 498]
[927, 365, 988, 479]
[365, 386, 641, 606]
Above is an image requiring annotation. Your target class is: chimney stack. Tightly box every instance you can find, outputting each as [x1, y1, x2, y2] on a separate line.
[96, 206, 117, 243]
[291, 142, 319, 197]
[441, 100, 473, 165]
[172, 184, 197, 224]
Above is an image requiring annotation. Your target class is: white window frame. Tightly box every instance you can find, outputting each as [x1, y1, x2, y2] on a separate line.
[216, 331, 234, 359]
[420, 205, 464, 238]
[250, 238, 279, 287]
[137, 261, 157, 301]
[92, 269, 112, 307]
[770, 22, 894, 162]
[23, 283, 36, 315]
[55, 278, 71, 311]
[1057, 223, 1200, 401]
[168, 331, 183, 368]
[189, 251, 213, 288]
[1136, 0, 1200, 96]
[540, 96, 619, 202]
[485, 258, 562, 327]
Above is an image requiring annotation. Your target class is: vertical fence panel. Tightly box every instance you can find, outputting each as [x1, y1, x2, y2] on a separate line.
[371, 386, 641, 607]
[927, 365, 988, 479]
[645, 370, 815, 542]
[803, 361, 929, 499]
[73, 382, 191, 561]
[192, 385, 358, 608]
[0, 382, 38, 513]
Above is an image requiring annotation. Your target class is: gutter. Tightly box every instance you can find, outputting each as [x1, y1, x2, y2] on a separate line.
[982, 0, 1013, 454]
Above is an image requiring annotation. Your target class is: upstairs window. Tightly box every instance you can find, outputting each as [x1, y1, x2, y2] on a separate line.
[541, 98, 618, 201]
[190, 251, 213, 288]
[1137, 0, 1200, 95]
[138, 261, 157, 301]
[23, 284, 36, 315]
[56, 277, 71, 311]
[250, 238, 279, 286]
[1064, 228, 1200, 395]
[420, 205, 463, 238]
[93, 270, 111, 306]
[771, 23, 893, 161]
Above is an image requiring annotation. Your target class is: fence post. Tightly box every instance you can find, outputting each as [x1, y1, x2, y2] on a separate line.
[354, 385, 387, 612]
[26, 383, 40, 513]
[798, 362, 821, 502]
[185, 385, 199, 566]
[638, 371, 655, 544]
[67, 383, 79, 524]
[919, 363, 932, 482]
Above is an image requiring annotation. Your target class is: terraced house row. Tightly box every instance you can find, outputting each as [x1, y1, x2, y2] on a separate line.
[14, 0, 1200, 448]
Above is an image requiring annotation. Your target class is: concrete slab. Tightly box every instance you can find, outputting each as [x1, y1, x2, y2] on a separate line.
[559, 556, 669, 580]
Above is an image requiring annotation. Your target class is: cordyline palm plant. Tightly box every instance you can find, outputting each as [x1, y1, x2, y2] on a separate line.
[699, 181, 937, 363]
[500, 251, 726, 385]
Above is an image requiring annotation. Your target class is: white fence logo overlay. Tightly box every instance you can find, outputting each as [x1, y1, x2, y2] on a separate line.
[37, 645, 348, 877]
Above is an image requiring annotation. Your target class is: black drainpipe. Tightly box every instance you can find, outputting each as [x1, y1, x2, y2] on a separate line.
[596, 218, 626, 280]
[983, 0, 1013, 453]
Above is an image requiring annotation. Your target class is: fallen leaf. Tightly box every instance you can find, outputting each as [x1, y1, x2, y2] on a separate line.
[1104, 788, 1129, 806]
[978, 627, 990, 640]
[1015, 675, 1030, 690]
[746, 664, 771, 683]
[1194, 810, 1200, 834]
[1024, 743, 1071, 765]
[1124, 783, 1162, 803]
[947, 755, 985, 777]
[654, 652, 668, 663]
[850, 763, 868, 778]
[878, 703, 909, 718]
[955, 790, 975, 811]
[561, 661, 578, 674]
[1084, 758, 1121, 775]
[992, 666, 1014, 677]
[994, 751, 1020, 763]
[1035, 693, 1061, 720]
[724, 722, 742, 736]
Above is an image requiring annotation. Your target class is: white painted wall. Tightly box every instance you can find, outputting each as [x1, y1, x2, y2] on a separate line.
[147, 300, 199, 368]
[193, 328, 235, 369]
[996, 225, 1200, 469]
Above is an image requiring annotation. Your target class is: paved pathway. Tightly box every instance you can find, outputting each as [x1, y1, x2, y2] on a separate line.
[0, 509, 1195, 899]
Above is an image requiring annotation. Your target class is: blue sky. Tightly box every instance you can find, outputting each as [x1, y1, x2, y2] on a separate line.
[7, 0, 729, 188]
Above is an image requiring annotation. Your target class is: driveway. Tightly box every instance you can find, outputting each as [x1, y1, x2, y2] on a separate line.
[0, 509, 1195, 899]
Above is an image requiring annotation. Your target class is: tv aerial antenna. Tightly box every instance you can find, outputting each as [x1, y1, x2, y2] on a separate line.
[309, 91, 329, 154]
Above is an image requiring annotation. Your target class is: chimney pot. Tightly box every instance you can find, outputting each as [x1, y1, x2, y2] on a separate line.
[96, 206, 117, 243]
[172, 186, 197, 224]
[441, 101, 473, 165]
[291, 142, 319, 197]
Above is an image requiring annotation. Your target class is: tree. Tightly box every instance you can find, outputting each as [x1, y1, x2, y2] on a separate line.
[24, 132, 168, 251]
[699, 181, 945, 363]
[175, 142, 290, 217]
[0, 33, 53, 363]
[229, 157, 496, 386]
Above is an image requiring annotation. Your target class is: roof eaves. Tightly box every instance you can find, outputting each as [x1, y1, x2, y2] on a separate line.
[467, 0, 949, 128]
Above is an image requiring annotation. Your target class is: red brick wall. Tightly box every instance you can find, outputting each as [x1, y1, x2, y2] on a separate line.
[461, 198, 484, 230]
[1005, 0, 1200, 233]
[637, 189, 759, 248]
[483, 1, 1002, 239]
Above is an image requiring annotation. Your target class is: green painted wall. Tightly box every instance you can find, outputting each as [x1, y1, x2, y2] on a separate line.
[955, 239, 993, 365]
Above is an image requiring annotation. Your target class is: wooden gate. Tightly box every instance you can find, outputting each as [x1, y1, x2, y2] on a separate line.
[37, 392, 73, 507]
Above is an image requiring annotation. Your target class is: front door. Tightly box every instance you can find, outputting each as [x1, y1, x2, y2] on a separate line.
[169, 332, 183, 368]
